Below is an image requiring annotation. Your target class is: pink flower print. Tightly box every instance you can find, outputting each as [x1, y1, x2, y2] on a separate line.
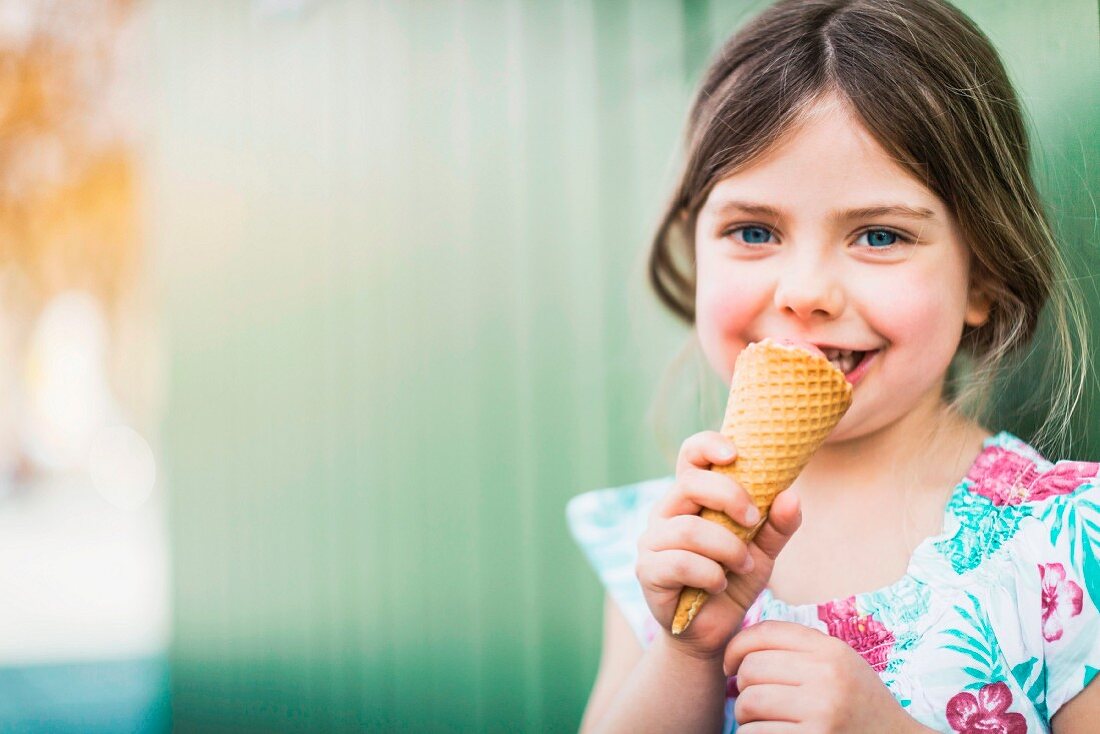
[967, 447, 1039, 506]
[946, 682, 1026, 734]
[817, 597, 896, 672]
[1040, 562, 1084, 642]
[642, 614, 661, 645]
[1027, 462, 1100, 502]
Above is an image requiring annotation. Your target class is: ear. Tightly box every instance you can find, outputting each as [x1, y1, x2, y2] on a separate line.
[964, 281, 992, 327]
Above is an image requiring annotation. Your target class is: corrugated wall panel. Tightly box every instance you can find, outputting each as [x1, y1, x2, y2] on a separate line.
[151, 1, 1098, 731]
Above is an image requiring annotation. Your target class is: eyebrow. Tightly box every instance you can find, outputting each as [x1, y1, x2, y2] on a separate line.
[705, 199, 937, 222]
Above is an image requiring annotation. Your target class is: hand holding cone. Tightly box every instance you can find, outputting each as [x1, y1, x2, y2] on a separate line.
[670, 338, 852, 635]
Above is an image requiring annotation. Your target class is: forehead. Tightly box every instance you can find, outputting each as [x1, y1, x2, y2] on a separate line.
[700, 96, 946, 219]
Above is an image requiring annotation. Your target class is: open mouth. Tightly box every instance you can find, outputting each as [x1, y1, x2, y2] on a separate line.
[821, 348, 879, 383]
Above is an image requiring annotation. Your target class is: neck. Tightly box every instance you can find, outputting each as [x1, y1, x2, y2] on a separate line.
[792, 385, 990, 510]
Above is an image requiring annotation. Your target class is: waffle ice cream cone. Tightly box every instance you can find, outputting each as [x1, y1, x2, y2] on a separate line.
[670, 338, 853, 636]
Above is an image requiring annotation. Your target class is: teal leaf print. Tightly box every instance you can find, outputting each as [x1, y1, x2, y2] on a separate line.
[1043, 488, 1100, 611]
[1011, 657, 1036, 683]
[1085, 666, 1099, 688]
[1048, 500, 1067, 548]
[935, 493, 1030, 574]
[1011, 657, 1048, 722]
[1080, 530, 1100, 613]
[941, 593, 1006, 687]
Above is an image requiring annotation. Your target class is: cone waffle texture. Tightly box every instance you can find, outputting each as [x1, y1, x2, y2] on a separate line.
[670, 339, 852, 635]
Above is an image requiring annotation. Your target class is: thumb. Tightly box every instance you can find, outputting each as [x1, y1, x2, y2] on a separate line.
[752, 489, 802, 561]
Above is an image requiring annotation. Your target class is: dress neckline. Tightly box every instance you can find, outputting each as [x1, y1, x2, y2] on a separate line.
[756, 430, 1020, 617]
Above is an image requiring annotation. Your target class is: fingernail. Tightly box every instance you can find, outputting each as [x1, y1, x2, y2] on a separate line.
[738, 555, 755, 574]
[716, 447, 735, 461]
[744, 505, 761, 525]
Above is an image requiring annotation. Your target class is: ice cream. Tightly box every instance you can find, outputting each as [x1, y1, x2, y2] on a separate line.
[670, 338, 853, 635]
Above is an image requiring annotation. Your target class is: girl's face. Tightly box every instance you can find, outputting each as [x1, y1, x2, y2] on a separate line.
[694, 95, 990, 443]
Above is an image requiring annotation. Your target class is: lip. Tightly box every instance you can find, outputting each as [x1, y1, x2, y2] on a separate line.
[809, 342, 880, 353]
[843, 349, 880, 385]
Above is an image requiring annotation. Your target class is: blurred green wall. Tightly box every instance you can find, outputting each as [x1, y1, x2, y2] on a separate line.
[150, 1, 1098, 731]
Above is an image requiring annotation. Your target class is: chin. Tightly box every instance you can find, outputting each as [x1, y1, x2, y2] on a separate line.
[819, 400, 886, 445]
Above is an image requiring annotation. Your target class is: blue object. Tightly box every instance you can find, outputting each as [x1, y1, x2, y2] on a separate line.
[0, 657, 169, 733]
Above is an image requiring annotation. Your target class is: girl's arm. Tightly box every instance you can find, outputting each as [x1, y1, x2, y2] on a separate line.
[577, 596, 642, 732]
[1052, 677, 1100, 733]
[579, 594, 726, 734]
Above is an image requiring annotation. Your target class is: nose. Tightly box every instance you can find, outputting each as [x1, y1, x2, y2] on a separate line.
[772, 255, 845, 320]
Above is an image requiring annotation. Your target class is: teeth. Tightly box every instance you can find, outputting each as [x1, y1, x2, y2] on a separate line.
[823, 349, 861, 374]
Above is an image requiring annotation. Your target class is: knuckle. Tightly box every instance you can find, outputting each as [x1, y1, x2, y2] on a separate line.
[822, 657, 845, 680]
[669, 552, 694, 579]
[671, 473, 696, 503]
[728, 536, 748, 564]
[679, 431, 706, 457]
[668, 516, 695, 546]
[733, 688, 759, 721]
[818, 698, 842, 730]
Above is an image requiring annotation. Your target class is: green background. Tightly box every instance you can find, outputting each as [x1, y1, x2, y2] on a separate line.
[149, 1, 1099, 730]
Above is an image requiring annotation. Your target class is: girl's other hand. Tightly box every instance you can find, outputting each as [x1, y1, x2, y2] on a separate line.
[635, 430, 803, 661]
[724, 621, 930, 733]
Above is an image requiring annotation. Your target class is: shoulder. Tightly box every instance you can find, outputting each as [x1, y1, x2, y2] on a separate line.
[566, 476, 672, 541]
[566, 477, 672, 646]
[566, 477, 672, 578]
[960, 433, 1100, 720]
[957, 432, 1099, 582]
[935, 433, 1097, 579]
[959, 432, 1099, 518]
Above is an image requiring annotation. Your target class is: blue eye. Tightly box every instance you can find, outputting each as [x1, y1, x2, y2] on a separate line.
[734, 226, 774, 244]
[861, 229, 899, 248]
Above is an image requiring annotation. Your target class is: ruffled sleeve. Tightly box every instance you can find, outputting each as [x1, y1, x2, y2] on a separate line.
[566, 478, 672, 646]
[1027, 460, 1100, 718]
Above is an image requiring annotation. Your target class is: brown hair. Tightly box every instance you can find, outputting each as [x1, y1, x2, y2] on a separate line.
[648, 0, 1087, 450]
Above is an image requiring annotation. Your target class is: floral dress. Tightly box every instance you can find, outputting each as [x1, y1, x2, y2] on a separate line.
[566, 432, 1100, 733]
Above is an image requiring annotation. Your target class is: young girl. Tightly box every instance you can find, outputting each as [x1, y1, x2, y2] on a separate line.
[567, 0, 1099, 731]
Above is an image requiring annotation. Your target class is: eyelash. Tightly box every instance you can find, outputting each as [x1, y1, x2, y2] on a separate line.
[720, 224, 915, 250]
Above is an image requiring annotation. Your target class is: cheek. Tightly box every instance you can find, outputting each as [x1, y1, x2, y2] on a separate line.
[865, 272, 969, 356]
[694, 268, 769, 377]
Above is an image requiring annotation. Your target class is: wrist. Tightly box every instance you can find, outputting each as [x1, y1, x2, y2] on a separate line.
[654, 630, 725, 673]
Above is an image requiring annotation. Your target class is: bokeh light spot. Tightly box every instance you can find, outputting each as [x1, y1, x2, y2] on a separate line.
[88, 425, 156, 510]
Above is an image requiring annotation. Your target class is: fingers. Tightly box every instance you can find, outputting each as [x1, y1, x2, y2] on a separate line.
[655, 466, 760, 528]
[646, 514, 755, 576]
[637, 548, 729, 596]
[748, 489, 802, 561]
[676, 430, 736, 476]
[734, 723, 800, 734]
[733, 684, 803, 726]
[724, 620, 827, 676]
[729, 650, 806, 690]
